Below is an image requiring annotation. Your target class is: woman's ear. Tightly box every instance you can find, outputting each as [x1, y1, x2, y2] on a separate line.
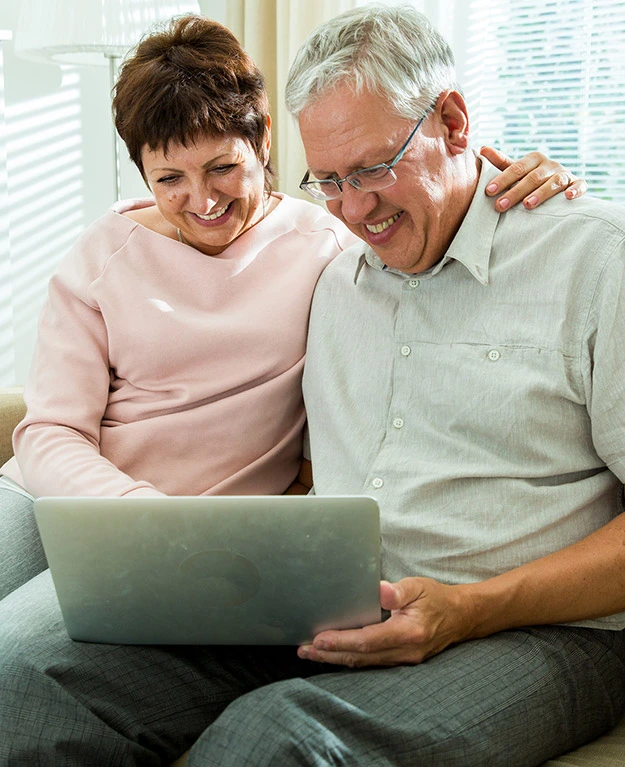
[437, 91, 470, 155]
[263, 114, 272, 165]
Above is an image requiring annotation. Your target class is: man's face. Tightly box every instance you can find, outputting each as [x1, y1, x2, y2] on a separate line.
[298, 84, 471, 274]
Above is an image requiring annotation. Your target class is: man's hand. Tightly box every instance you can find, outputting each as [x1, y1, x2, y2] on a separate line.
[481, 146, 587, 212]
[297, 577, 477, 668]
[298, 504, 625, 669]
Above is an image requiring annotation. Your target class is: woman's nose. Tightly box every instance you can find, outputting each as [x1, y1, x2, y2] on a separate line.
[187, 180, 217, 213]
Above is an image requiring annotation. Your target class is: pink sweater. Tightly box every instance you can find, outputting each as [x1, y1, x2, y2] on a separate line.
[2, 195, 354, 497]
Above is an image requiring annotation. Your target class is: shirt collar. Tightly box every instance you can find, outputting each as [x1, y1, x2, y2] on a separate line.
[352, 156, 501, 286]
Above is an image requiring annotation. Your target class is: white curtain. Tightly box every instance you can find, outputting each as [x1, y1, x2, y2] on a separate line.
[0, 34, 14, 386]
[226, 0, 360, 198]
[459, 0, 625, 203]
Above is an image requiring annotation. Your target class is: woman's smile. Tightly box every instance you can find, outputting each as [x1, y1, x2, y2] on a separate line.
[190, 202, 234, 227]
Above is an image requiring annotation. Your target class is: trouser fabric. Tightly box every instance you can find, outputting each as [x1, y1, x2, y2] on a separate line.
[1, 565, 625, 767]
[0, 486, 46, 599]
[190, 623, 625, 767]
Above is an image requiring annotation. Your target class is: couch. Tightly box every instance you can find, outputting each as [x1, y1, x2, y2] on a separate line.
[1, 386, 624, 766]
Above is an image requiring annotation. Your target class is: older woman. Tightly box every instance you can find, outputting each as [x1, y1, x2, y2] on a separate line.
[0, 14, 585, 766]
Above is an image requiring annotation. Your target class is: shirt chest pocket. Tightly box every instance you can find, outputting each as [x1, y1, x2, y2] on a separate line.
[406, 342, 591, 471]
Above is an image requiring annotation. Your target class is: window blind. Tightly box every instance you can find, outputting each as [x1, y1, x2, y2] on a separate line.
[463, 0, 625, 202]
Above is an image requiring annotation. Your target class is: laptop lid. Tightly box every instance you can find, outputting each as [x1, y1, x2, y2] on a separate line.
[34, 495, 381, 645]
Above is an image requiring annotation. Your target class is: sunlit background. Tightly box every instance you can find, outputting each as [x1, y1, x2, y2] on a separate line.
[1, 0, 624, 387]
[0, 0, 218, 386]
[6, 69, 85, 384]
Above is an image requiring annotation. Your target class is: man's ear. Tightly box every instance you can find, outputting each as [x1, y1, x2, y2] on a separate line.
[437, 91, 470, 155]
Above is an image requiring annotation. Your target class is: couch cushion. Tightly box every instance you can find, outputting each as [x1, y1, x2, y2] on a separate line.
[0, 387, 26, 466]
[544, 711, 625, 765]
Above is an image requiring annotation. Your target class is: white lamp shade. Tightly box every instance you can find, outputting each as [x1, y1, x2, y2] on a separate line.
[15, 0, 202, 65]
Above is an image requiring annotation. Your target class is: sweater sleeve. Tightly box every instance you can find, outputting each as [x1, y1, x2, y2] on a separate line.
[12, 217, 166, 498]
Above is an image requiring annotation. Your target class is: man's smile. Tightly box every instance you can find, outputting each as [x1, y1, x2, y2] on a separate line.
[365, 211, 404, 234]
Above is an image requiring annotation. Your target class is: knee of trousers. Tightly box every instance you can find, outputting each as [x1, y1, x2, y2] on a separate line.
[0, 593, 91, 730]
[0, 641, 66, 752]
[0, 634, 65, 710]
[187, 674, 562, 767]
[190, 677, 355, 767]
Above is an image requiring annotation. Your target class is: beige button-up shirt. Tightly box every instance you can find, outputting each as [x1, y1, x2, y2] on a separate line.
[304, 159, 625, 630]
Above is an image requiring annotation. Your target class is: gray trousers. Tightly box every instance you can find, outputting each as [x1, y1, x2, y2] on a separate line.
[2, 486, 625, 767]
[0, 486, 47, 599]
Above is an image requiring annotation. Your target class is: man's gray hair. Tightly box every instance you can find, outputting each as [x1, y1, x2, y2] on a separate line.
[285, 4, 459, 121]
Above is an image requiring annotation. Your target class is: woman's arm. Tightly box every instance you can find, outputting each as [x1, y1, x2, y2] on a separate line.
[13, 229, 165, 498]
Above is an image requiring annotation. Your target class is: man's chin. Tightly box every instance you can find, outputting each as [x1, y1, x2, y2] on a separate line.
[376, 247, 429, 275]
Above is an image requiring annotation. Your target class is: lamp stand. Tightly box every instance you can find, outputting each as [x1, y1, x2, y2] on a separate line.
[107, 54, 121, 202]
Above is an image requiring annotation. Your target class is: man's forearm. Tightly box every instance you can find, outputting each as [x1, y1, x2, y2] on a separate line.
[463, 509, 625, 639]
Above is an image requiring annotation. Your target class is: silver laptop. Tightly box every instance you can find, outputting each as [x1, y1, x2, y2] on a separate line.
[34, 495, 381, 645]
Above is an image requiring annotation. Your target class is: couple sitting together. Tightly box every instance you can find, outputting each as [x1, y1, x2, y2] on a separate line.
[2, 5, 624, 766]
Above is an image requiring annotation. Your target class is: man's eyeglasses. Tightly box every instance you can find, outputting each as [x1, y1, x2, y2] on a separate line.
[299, 108, 433, 201]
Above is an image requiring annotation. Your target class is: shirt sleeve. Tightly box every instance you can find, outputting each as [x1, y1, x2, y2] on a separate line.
[12, 223, 165, 498]
[583, 233, 625, 482]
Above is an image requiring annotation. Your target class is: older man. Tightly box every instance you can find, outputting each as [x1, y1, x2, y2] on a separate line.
[280, 2, 625, 764]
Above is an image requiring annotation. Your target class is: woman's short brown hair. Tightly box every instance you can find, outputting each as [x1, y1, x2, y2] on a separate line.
[113, 14, 273, 190]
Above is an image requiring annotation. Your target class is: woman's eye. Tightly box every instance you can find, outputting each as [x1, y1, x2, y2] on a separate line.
[212, 164, 236, 175]
[157, 175, 180, 185]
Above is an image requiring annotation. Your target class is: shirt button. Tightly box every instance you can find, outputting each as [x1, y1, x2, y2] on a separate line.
[393, 418, 404, 429]
[372, 477, 384, 489]
[488, 349, 501, 361]
[408, 278, 420, 288]
[400, 345, 411, 357]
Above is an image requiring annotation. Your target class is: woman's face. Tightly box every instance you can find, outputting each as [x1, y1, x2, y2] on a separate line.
[142, 130, 270, 256]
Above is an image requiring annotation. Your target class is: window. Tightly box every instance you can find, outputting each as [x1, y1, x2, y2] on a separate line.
[461, 0, 625, 202]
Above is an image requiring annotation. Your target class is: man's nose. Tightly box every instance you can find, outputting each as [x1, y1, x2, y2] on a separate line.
[336, 183, 379, 225]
